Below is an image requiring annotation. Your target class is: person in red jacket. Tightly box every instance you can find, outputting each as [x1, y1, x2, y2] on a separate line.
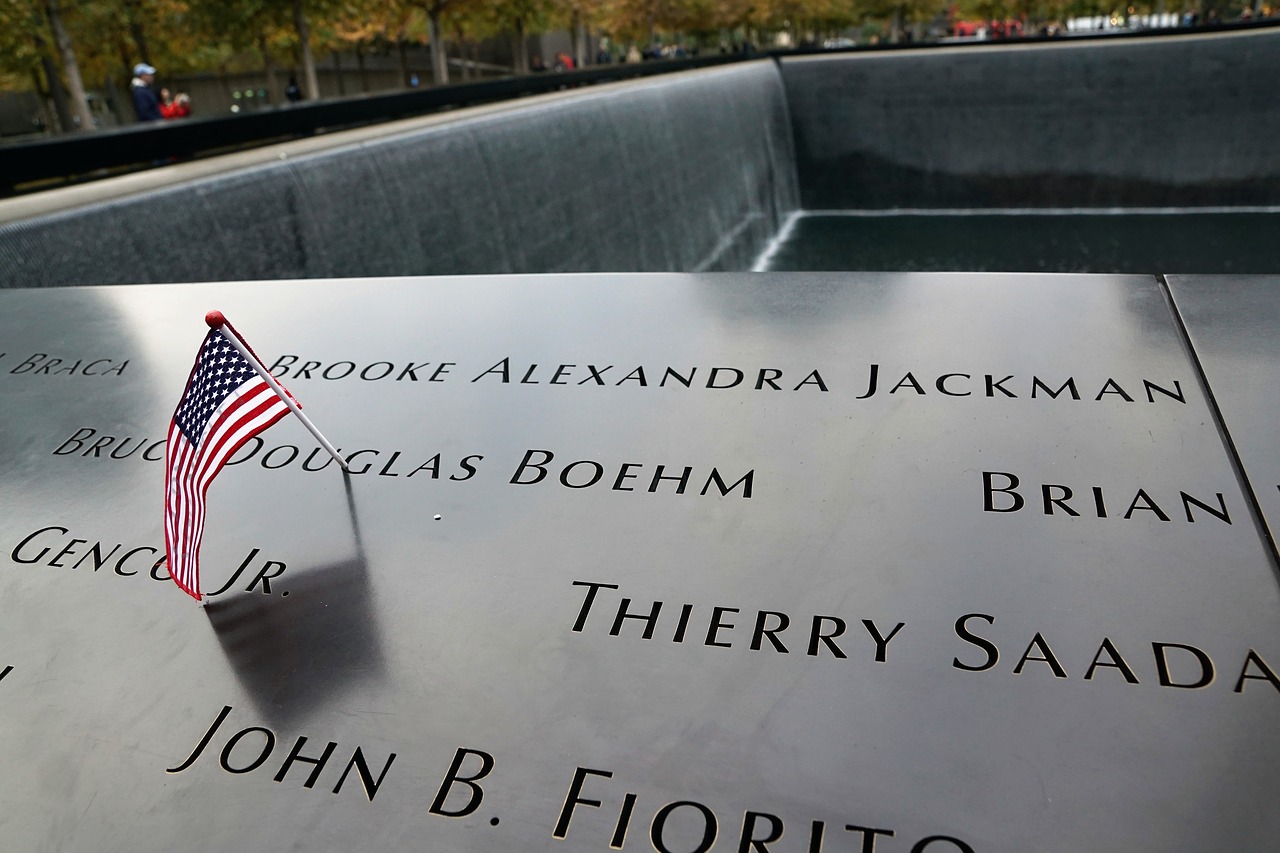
[160, 91, 191, 119]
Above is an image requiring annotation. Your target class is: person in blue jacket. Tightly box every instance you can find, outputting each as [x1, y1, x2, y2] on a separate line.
[131, 64, 162, 122]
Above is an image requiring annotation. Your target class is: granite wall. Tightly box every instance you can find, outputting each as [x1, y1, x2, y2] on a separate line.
[779, 28, 1280, 209]
[0, 62, 797, 287]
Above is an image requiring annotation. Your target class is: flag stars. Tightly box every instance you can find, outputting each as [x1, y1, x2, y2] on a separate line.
[173, 331, 259, 444]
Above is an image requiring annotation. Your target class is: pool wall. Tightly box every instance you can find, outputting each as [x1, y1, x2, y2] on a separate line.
[779, 28, 1280, 209]
[0, 62, 797, 287]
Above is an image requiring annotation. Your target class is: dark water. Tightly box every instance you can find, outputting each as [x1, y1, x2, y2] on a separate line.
[760, 212, 1280, 273]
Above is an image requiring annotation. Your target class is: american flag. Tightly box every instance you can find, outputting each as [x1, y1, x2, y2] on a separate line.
[164, 328, 293, 599]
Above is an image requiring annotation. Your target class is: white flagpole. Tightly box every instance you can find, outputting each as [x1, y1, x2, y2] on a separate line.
[205, 311, 349, 472]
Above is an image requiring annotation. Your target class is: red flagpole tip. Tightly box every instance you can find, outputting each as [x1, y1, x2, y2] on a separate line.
[205, 311, 226, 328]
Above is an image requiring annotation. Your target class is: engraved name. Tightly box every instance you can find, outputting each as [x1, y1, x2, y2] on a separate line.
[50, 429, 756, 498]
[982, 472, 1233, 524]
[855, 365, 1186, 403]
[266, 355, 830, 392]
[265, 355, 1188, 405]
[953, 613, 1279, 693]
[2, 352, 129, 377]
[570, 583, 1280, 695]
[552, 766, 974, 853]
[570, 581, 899, 660]
[167, 705, 396, 801]
[7, 526, 288, 596]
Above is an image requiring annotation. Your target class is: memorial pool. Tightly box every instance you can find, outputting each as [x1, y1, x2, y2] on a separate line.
[756, 209, 1280, 273]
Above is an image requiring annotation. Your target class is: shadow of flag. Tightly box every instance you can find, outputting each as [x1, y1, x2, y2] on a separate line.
[203, 551, 385, 728]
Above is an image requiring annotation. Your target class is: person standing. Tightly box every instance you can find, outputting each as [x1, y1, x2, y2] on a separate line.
[131, 63, 163, 122]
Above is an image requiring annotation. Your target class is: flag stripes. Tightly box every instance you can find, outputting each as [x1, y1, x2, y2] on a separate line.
[163, 329, 293, 599]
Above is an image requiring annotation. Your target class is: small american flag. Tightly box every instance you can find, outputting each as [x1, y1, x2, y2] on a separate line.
[164, 327, 293, 599]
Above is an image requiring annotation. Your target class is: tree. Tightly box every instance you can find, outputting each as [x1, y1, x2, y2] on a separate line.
[44, 0, 95, 130]
[0, 1, 69, 132]
[185, 0, 292, 103]
[554, 0, 606, 64]
[290, 0, 322, 97]
[195, 0, 339, 99]
[411, 0, 455, 83]
[857, 0, 947, 40]
[484, 0, 556, 73]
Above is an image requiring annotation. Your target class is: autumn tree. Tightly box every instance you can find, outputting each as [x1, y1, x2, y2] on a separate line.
[494, 0, 562, 72]
[409, 0, 456, 83]
[0, 0, 72, 132]
[444, 0, 506, 80]
[857, 0, 947, 40]
[324, 0, 418, 88]
[554, 0, 611, 64]
[183, 0, 287, 101]
[43, 0, 95, 130]
[286, 0, 323, 98]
